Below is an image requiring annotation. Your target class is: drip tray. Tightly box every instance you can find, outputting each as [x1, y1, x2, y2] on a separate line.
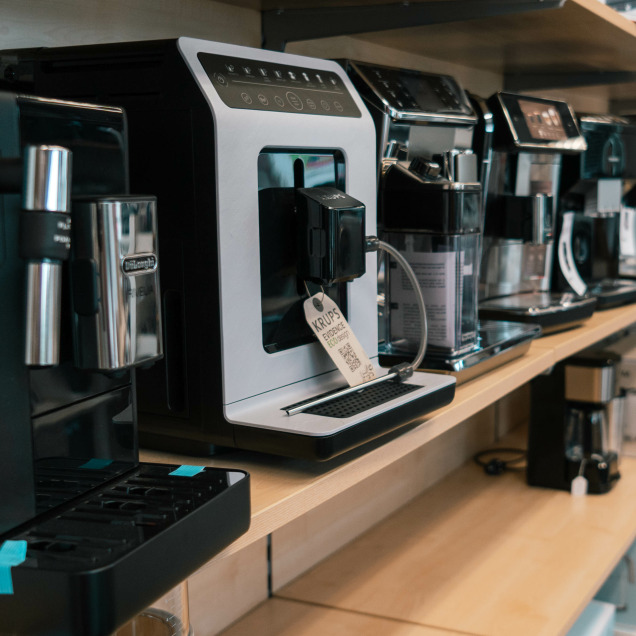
[284, 381, 420, 419]
[0, 463, 250, 636]
[380, 320, 541, 384]
[589, 278, 636, 310]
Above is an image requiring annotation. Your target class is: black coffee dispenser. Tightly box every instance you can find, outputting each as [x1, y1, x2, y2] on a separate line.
[474, 92, 597, 333]
[343, 61, 541, 382]
[556, 114, 636, 308]
[0, 93, 250, 635]
[528, 351, 621, 493]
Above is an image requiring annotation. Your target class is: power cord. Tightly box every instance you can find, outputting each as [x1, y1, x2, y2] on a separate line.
[474, 448, 527, 476]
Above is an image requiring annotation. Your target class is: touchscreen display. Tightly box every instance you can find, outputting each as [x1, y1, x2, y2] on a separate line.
[519, 99, 567, 141]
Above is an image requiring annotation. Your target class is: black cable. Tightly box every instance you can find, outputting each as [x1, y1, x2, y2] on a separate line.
[473, 447, 527, 476]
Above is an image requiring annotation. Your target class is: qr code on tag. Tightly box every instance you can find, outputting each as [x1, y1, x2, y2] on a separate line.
[339, 342, 361, 372]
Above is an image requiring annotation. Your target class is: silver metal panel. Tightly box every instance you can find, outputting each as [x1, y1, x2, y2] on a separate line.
[72, 197, 162, 371]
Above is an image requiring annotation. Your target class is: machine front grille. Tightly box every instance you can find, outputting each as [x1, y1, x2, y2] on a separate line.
[301, 381, 420, 419]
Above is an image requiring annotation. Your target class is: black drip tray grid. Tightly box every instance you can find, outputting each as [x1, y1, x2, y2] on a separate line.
[286, 380, 420, 419]
[0, 463, 250, 636]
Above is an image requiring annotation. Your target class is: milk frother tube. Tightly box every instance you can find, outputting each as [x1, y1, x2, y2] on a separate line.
[20, 145, 72, 366]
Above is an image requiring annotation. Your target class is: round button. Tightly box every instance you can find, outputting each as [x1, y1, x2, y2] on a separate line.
[320, 100, 330, 111]
[257, 93, 269, 106]
[306, 98, 317, 110]
[213, 73, 228, 87]
[274, 95, 285, 107]
[286, 91, 303, 111]
[333, 101, 343, 112]
[241, 92, 253, 105]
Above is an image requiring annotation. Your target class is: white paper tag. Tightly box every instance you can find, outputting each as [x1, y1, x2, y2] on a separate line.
[558, 212, 587, 297]
[304, 294, 375, 387]
[620, 206, 636, 258]
[389, 250, 466, 350]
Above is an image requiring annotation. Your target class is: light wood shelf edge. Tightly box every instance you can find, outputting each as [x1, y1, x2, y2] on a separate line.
[141, 304, 636, 561]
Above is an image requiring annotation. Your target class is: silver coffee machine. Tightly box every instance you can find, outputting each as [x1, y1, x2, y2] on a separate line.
[344, 61, 540, 382]
[475, 92, 597, 333]
[7, 39, 457, 460]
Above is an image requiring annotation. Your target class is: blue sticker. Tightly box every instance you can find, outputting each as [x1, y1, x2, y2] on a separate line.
[80, 458, 113, 470]
[169, 465, 205, 477]
[0, 540, 27, 595]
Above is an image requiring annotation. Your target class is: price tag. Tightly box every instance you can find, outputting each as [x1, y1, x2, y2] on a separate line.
[621, 206, 636, 258]
[304, 293, 375, 387]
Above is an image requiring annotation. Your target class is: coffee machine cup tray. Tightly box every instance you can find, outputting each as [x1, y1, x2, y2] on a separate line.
[0, 462, 250, 636]
[587, 278, 636, 310]
[479, 292, 597, 335]
[380, 320, 541, 384]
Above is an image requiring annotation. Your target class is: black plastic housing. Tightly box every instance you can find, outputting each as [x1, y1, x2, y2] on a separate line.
[0, 463, 250, 636]
[296, 186, 366, 285]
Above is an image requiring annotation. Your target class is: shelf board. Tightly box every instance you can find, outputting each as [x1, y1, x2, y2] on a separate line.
[277, 443, 636, 636]
[141, 304, 636, 560]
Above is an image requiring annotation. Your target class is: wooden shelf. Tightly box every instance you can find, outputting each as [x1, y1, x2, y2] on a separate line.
[275, 432, 636, 636]
[140, 303, 636, 559]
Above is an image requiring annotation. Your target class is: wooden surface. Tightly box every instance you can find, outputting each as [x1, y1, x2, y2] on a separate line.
[277, 451, 636, 636]
[219, 598, 464, 636]
[141, 304, 636, 560]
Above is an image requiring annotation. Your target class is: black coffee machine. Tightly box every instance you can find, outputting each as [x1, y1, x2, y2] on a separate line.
[474, 92, 597, 333]
[342, 61, 541, 383]
[528, 351, 621, 494]
[556, 114, 636, 308]
[0, 93, 250, 635]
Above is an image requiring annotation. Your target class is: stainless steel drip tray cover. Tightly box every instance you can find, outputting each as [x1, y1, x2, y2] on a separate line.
[425, 321, 541, 369]
[381, 321, 541, 383]
[480, 291, 593, 314]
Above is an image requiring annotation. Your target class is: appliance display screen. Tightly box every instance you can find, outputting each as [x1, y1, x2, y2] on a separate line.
[519, 99, 567, 141]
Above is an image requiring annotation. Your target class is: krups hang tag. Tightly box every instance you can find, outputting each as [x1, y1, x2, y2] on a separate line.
[71, 196, 163, 371]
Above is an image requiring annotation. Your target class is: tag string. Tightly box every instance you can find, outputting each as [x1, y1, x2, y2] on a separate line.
[303, 280, 311, 298]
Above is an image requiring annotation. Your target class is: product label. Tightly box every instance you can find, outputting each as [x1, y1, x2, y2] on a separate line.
[304, 294, 375, 387]
[389, 250, 464, 350]
[620, 206, 636, 258]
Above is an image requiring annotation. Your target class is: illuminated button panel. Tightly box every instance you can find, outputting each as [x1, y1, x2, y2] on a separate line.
[199, 53, 361, 118]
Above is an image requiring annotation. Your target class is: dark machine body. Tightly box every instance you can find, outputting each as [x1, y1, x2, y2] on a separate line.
[0, 93, 249, 635]
[556, 114, 636, 308]
[528, 352, 621, 494]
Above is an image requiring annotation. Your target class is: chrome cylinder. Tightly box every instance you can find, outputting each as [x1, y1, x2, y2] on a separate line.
[24, 262, 62, 366]
[22, 145, 71, 367]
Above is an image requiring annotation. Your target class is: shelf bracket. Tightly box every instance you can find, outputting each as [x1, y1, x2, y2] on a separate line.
[262, 0, 566, 51]
[505, 70, 636, 92]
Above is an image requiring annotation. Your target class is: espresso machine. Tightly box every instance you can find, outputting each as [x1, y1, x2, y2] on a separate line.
[343, 61, 540, 382]
[528, 351, 622, 493]
[1, 39, 457, 461]
[474, 92, 597, 333]
[556, 114, 636, 308]
[0, 93, 250, 635]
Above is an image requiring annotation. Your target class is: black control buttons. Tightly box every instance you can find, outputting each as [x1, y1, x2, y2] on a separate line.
[241, 92, 252, 105]
[306, 98, 317, 110]
[333, 101, 343, 112]
[257, 93, 269, 106]
[320, 100, 330, 111]
[286, 91, 303, 110]
[274, 95, 285, 108]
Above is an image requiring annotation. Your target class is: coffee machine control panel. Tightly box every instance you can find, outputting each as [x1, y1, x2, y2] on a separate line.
[492, 92, 586, 153]
[346, 60, 476, 125]
[199, 53, 361, 117]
